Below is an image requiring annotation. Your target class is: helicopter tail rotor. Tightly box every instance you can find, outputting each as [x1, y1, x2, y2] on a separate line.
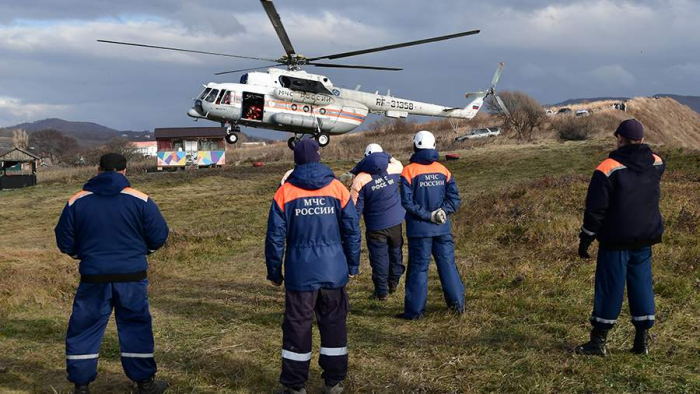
[486, 62, 510, 117]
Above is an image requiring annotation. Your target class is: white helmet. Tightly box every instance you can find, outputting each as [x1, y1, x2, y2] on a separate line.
[413, 130, 436, 150]
[364, 143, 383, 157]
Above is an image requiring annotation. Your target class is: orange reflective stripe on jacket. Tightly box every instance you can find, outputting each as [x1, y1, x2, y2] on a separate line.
[596, 158, 626, 177]
[68, 190, 93, 206]
[401, 162, 451, 185]
[274, 179, 350, 212]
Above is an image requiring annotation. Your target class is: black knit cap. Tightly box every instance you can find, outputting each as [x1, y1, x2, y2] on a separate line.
[294, 139, 321, 165]
[99, 153, 127, 171]
[614, 119, 644, 141]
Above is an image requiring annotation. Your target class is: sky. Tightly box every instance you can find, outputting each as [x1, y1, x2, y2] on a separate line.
[0, 0, 698, 137]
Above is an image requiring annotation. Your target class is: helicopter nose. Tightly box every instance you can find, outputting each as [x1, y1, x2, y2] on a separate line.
[188, 99, 206, 118]
[188, 107, 205, 118]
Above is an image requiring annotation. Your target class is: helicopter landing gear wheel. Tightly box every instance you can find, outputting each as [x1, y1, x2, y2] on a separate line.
[287, 136, 301, 150]
[225, 133, 239, 144]
[315, 132, 330, 147]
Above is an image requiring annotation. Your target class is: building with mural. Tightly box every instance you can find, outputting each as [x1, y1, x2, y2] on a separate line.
[154, 127, 227, 171]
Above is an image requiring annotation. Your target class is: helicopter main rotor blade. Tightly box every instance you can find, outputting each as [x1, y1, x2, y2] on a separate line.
[97, 40, 279, 62]
[309, 62, 403, 71]
[307, 29, 480, 61]
[260, 0, 296, 57]
[215, 64, 282, 75]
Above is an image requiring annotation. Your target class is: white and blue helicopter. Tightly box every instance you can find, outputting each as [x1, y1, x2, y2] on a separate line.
[100, 0, 509, 150]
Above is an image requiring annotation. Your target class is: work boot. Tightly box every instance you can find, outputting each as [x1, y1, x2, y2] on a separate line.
[137, 376, 169, 394]
[323, 382, 344, 394]
[369, 291, 388, 301]
[388, 282, 398, 294]
[631, 328, 649, 355]
[574, 328, 608, 356]
[280, 387, 307, 394]
[73, 384, 90, 394]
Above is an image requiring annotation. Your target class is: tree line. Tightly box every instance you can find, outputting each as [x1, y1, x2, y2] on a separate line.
[23, 129, 137, 166]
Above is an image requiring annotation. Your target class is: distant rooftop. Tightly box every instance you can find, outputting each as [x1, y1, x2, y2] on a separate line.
[154, 127, 227, 139]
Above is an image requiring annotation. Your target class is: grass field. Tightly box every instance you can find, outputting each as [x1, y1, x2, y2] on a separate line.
[0, 139, 698, 393]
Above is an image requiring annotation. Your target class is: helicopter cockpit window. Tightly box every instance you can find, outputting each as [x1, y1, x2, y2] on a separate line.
[205, 89, 219, 103]
[198, 88, 212, 100]
[240, 74, 248, 84]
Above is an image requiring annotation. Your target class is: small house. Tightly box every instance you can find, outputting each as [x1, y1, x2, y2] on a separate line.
[132, 141, 158, 157]
[154, 127, 227, 170]
[0, 148, 40, 190]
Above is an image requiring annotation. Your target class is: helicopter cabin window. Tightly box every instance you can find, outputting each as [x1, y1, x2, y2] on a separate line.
[241, 92, 264, 121]
[205, 89, 220, 103]
[215, 90, 226, 105]
[221, 91, 232, 105]
[198, 87, 212, 100]
[240, 74, 248, 84]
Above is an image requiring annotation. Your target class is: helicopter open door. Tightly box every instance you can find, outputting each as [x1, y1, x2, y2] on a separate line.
[241, 92, 264, 121]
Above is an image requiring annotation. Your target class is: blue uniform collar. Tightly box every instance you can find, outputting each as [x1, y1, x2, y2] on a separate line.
[83, 172, 130, 196]
[288, 162, 336, 190]
[410, 149, 439, 165]
[349, 152, 390, 176]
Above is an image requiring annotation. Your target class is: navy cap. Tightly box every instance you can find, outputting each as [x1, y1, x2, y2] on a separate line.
[294, 139, 321, 165]
[99, 153, 127, 171]
[614, 119, 644, 141]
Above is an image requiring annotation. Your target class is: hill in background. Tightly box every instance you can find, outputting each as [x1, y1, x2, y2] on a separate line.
[554, 94, 700, 114]
[0, 118, 270, 152]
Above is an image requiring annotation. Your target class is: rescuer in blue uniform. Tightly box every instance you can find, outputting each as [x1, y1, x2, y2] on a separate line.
[576, 119, 665, 356]
[398, 131, 464, 320]
[350, 143, 406, 300]
[55, 153, 169, 394]
[266, 139, 361, 394]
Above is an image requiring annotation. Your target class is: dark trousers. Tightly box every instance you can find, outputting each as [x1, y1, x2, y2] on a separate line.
[66, 280, 156, 385]
[590, 247, 655, 330]
[366, 223, 405, 296]
[404, 234, 465, 318]
[281, 287, 349, 389]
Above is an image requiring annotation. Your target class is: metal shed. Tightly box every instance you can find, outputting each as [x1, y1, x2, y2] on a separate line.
[0, 148, 40, 190]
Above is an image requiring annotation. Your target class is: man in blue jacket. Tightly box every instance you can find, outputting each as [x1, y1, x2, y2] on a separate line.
[266, 139, 361, 394]
[398, 131, 464, 320]
[55, 153, 169, 394]
[350, 143, 405, 301]
[576, 119, 664, 356]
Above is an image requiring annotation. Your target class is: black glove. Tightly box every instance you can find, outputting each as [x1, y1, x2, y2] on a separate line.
[578, 231, 595, 259]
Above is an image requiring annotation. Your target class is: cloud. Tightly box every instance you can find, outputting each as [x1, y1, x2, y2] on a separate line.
[665, 62, 700, 82]
[0, 0, 698, 131]
[588, 65, 637, 88]
[0, 96, 71, 124]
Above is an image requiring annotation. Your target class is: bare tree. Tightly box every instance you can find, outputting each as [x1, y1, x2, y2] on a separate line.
[12, 129, 29, 150]
[104, 137, 138, 161]
[487, 91, 546, 141]
[28, 129, 79, 164]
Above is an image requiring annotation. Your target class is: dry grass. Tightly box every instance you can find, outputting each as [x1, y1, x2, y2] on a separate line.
[36, 159, 156, 184]
[1, 140, 698, 393]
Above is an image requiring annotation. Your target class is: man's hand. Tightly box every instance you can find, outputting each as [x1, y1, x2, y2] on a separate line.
[578, 231, 595, 259]
[431, 209, 447, 224]
[268, 275, 283, 287]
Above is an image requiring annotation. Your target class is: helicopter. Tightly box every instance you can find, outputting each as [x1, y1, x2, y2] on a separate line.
[99, 0, 510, 150]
